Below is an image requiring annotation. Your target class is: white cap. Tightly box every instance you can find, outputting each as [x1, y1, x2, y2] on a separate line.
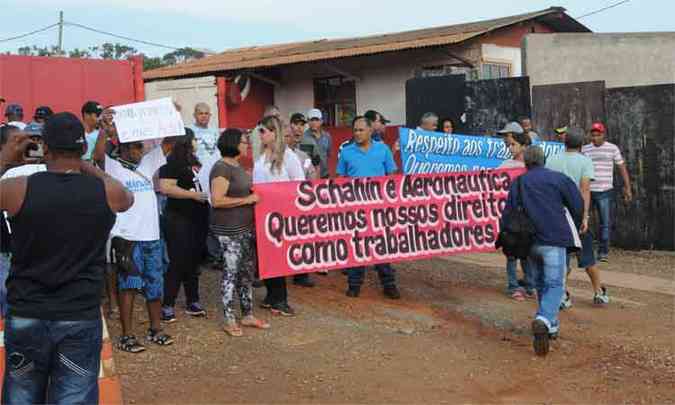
[307, 108, 323, 120]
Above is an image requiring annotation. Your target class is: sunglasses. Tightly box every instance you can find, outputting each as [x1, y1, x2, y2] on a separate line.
[258, 126, 274, 134]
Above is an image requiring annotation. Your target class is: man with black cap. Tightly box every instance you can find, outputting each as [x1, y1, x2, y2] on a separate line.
[32, 106, 53, 125]
[81, 101, 103, 161]
[0, 112, 133, 403]
[4, 104, 26, 130]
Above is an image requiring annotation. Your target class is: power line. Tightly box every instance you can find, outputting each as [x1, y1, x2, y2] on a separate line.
[0, 23, 59, 43]
[64, 21, 181, 50]
[576, 0, 632, 20]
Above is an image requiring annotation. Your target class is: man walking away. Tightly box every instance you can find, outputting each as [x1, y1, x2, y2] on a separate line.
[547, 129, 609, 307]
[337, 116, 400, 299]
[0, 113, 133, 404]
[502, 146, 583, 356]
[582, 122, 632, 262]
[301, 108, 332, 179]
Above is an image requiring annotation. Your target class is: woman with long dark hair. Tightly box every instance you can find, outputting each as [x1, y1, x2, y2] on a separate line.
[210, 129, 270, 336]
[253, 115, 305, 316]
[159, 129, 209, 322]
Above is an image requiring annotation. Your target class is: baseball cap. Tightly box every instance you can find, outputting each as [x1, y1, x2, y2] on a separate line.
[4, 104, 23, 117]
[590, 122, 606, 133]
[23, 122, 44, 137]
[81, 101, 103, 116]
[497, 122, 524, 135]
[364, 109, 390, 124]
[554, 126, 568, 135]
[290, 113, 307, 124]
[307, 108, 323, 121]
[43, 112, 86, 151]
[34, 106, 54, 120]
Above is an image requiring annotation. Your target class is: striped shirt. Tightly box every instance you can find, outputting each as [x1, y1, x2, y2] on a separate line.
[582, 142, 624, 192]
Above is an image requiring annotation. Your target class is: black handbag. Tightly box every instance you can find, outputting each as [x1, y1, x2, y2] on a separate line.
[110, 236, 137, 275]
[496, 177, 536, 259]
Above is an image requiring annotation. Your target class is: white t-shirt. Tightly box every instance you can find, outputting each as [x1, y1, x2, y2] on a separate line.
[198, 153, 221, 205]
[253, 148, 305, 184]
[106, 147, 166, 241]
[83, 129, 99, 161]
[1, 164, 47, 179]
[6, 121, 26, 130]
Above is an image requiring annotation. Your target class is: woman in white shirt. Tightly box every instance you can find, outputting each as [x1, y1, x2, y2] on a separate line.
[253, 115, 305, 316]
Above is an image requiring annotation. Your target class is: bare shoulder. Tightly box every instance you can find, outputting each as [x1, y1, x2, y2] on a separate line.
[0, 176, 29, 216]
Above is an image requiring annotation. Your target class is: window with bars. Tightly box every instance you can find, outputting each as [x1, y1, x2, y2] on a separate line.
[481, 62, 511, 80]
[313, 76, 356, 127]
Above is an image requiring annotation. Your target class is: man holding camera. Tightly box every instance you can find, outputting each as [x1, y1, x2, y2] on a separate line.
[0, 112, 133, 403]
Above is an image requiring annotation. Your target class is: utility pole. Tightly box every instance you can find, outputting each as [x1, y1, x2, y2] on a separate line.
[57, 11, 64, 54]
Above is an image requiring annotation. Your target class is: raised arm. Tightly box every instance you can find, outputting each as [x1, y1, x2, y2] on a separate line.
[80, 160, 134, 213]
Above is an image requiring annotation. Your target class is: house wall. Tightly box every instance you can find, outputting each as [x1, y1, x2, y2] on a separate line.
[145, 76, 218, 128]
[523, 33, 675, 88]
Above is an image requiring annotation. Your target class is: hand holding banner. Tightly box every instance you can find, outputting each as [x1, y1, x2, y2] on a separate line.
[254, 168, 523, 279]
[112, 98, 185, 143]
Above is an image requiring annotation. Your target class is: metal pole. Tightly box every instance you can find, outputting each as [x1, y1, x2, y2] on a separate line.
[57, 11, 64, 54]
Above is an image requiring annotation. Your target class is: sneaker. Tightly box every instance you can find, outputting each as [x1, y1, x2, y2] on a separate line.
[293, 276, 316, 288]
[346, 286, 360, 298]
[185, 303, 207, 317]
[260, 299, 272, 309]
[117, 335, 146, 353]
[532, 319, 550, 357]
[270, 302, 296, 317]
[593, 286, 609, 305]
[559, 291, 573, 310]
[597, 254, 609, 263]
[161, 306, 177, 323]
[383, 286, 401, 300]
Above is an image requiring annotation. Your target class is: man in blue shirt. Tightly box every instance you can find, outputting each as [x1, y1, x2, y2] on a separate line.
[502, 146, 583, 356]
[337, 116, 399, 299]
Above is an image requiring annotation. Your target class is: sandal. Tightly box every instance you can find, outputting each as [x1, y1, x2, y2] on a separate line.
[146, 329, 174, 346]
[510, 290, 526, 302]
[241, 316, 270, 329]
[223, 322, 243, 337]
[117, 335, 146, 353]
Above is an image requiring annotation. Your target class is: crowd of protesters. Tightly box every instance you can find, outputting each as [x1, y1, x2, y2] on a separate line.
[0, 97, 634, 401]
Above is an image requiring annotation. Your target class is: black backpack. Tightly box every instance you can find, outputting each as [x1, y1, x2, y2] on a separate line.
[496, 177, 536, 259]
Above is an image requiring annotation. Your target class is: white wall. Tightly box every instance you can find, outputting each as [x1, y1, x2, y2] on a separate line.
[523, 33, 675, 88]
[145, 76, 219, 128]
[481, 44, 522, 76]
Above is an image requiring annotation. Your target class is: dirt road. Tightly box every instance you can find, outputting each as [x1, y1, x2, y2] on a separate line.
[110, 250, 675, 404]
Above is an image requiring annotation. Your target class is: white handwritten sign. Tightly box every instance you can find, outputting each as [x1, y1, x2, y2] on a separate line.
[112, 98, 185, 143]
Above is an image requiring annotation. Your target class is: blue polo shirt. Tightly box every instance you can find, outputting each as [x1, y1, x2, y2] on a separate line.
[337, 141, 397, 178]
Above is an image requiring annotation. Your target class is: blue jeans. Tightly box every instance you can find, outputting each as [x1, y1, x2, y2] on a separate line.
[0, 253, 10, 317]
[591, 189, 613, 257]
[2, 316, 102, 405]
[528, 245, 567, 334]
[506, 256, 535, 294]
[348, 263, 396, 288]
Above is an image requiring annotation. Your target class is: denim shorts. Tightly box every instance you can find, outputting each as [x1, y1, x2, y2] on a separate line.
[117, 240, 164, 301]
[569, 231, 596, 269]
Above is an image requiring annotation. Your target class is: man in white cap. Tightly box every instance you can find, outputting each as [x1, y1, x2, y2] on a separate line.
[301, 108, 332, 179]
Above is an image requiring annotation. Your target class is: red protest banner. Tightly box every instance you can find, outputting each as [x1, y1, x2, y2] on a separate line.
[253, 168, 524, 279]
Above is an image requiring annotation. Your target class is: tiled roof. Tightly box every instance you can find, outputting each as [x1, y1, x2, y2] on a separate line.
[144, 7, 588, 80]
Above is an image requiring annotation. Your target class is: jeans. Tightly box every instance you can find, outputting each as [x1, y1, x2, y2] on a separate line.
[0, 252, 10, 317]
[591, 189, 614, 257]
[528, 245, 567, 334]
[505, 256, 535, 293]
[348, 263, 396, 288]
[2, 316, 102, 405]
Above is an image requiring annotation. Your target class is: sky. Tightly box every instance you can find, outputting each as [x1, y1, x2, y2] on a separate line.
[0, 0, 672, 57]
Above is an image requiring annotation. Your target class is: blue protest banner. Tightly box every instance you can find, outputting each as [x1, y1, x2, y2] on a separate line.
[399, 128, 565, 174]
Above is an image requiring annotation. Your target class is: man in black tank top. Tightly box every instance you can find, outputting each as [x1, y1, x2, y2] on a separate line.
[0, 113, 133, 405]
